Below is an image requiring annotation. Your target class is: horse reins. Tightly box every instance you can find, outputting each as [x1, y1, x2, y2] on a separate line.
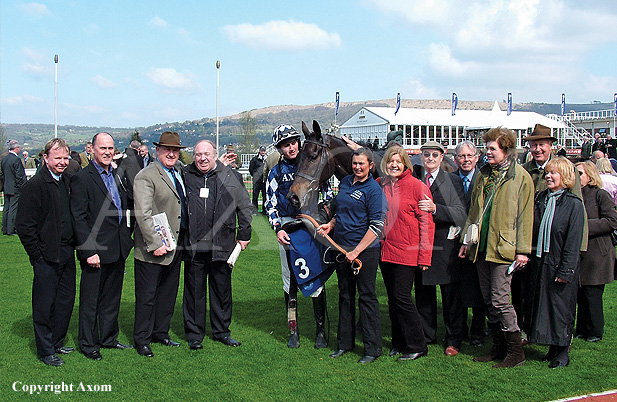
[297, 213, 362, 275]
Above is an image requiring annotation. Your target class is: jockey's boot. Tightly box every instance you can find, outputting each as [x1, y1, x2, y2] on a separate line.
[285, 292, 299, 348]
[312, 290, 327, 349]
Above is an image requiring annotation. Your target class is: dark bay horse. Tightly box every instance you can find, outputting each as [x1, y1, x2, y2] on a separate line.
[288, 120, 356, 210]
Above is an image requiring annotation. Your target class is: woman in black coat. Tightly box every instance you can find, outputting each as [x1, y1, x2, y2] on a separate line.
[574, 161, 617, 342]
[526, 157, 584, 369]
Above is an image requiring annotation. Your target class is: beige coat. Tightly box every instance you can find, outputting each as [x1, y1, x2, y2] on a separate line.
[462, 162, 534, 265]
[133, 161, 182, 266]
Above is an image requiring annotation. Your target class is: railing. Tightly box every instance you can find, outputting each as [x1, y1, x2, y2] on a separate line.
[556, 109, 616, 122]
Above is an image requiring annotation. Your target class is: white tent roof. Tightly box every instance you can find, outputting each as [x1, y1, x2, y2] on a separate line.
[348, 102, 565, 130]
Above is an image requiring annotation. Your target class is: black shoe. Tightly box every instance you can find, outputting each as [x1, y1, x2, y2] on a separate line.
[55, 346, 75, 354]
[155, 338, 181, 347]
[389, 348, 401, 357]
[549, 358, 570, 369]
[358, 355, 379, 364]
[215, 336, 241, 347]
[329, 349, 350, 358]
[587, 336, 601, 343]
[84, 350, 102, 361]
[470, 338, 484, 347]
[40, 354, 64, 366]
[189, 340, 203, 350]
[399, 351, 427, 361]
[136, 345, 154, 357]
[102, 342, 133, 350]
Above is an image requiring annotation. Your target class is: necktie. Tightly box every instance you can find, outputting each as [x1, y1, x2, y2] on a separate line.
[463, 176, 470, 193]
[426, 173, 432, 187]
[170, 168, 187, 229]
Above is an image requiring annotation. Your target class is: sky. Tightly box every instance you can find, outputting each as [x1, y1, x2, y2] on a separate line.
[1, 0, 616, 128]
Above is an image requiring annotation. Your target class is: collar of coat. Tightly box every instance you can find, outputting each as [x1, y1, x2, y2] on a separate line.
[479, 157, 517, 181]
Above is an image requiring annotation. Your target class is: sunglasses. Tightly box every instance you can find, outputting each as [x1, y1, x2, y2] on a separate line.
[422, 151, 442, 158]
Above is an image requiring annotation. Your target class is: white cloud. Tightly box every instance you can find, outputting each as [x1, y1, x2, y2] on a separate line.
[402, 80, 440, 99]
[221, 20, 342, 52]
[0, 94, 45, 105]
[146, 67, 198, 92]
[149, 16, 168, 29]
[84, 23, 100, 35]
[427, 43, 476, 77]
[19, 2, 52, 17]
[90, 75, 117, 89]
[21, 47, 52, 79]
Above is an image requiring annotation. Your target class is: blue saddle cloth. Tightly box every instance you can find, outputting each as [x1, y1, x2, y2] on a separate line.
[288, 228, 335, 297]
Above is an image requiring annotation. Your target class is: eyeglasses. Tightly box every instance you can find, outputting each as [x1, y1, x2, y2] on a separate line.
[455, 153, 477, 160]
[422, 151, 442, 158]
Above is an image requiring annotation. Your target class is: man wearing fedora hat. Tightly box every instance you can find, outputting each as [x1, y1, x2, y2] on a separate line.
[133, 131, 188, 357]
[517, 124, 587, 340]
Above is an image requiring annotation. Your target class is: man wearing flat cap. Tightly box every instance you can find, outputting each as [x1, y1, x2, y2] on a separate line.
[413, 141, 467, 356]
[133, 131, 188, 357]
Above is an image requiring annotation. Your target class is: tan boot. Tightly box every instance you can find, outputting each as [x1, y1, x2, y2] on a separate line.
[493, 330, 525, 368]
[474, 323, 506, 362]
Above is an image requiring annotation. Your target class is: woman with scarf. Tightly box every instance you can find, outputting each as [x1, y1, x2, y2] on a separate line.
[525, 157, 585, 368]
[459, 126, 534, 368]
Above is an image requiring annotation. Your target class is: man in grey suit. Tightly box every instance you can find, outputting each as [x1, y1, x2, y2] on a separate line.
[2, 140, 27, 235]
[133, 131, 187, 357]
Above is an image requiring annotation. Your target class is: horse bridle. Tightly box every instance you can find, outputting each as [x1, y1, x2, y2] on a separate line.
[294, 138, 333, 191]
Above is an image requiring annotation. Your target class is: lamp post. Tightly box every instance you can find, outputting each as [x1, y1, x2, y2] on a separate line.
[54, 54, 58, 138]
[216, 60, 220, 154]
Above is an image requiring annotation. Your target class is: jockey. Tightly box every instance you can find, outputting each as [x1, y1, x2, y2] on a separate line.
[265, 124, 333, 349]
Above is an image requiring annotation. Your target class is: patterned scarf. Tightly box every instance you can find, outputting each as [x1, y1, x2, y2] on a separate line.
[483, 159, 510, 198]
[536, 189, 565, 257]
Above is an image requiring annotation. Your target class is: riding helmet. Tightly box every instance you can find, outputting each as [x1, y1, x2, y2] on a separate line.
[272, 124, 301, 147]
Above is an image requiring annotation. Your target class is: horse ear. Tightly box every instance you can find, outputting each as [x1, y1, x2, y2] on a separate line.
[312, 120, 322, 141]
[302, 121, 310, 138]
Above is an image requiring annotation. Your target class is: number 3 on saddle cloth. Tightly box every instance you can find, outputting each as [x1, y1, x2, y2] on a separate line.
[287, 228, 335, 297]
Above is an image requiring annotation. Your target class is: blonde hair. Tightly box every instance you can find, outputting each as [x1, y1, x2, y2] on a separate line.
[381, 145, 412, 174]
[596, 158, 615, 175]
[575, 161, 603, 188]
[545, 156, 575, 189]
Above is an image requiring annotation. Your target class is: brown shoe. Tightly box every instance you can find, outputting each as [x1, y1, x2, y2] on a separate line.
[474, 323, 506, 362]
[445, 346, 459, 356]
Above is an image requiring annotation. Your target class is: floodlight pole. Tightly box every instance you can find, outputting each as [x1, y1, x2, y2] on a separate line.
[54, 54, 58, 138]
[216, 60, 220, 154]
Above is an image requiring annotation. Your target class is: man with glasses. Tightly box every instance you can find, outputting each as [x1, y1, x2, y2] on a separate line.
[454, 141, 487, 347]
[413, 141, 467, 356]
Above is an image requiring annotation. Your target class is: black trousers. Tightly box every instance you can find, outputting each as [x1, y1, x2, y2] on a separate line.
[133, 252, 181, 346]
[2, 192, 19, 234]
[252, 178, 265, 212]
[576, 284, 605, 339]
[31, 246, 76, 357]
[380, 262, 427, 354]
[335, 247, 382, 356]
[415, 278, 464, 348]
[183, 252, 233, 342]
[78, 258, 125, 354]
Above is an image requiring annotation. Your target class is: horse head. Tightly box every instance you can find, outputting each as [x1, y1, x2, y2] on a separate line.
[288, 120, 338, 210]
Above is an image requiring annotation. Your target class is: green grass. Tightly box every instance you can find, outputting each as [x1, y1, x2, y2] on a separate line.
[1, 215, 617, 401]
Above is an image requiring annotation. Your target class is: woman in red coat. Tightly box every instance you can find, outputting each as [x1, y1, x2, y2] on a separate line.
[378, 145, 435, 360]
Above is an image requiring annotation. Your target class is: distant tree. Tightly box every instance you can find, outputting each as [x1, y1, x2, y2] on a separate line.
[179, 149, 193, 165]
[0, 125, 6, 154]
[131, 129, 143, 144]
[239, 111, 258, 153]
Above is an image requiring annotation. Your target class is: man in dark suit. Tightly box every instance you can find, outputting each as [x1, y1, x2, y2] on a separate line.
[454, 141, 486, 347]
[16, 138, 76, 366]
[2, 140, 27, 235]
[70, 133, 134, 361]
[116, 140, 143, 204]
[133, 131, 187, 357]
[182, 140, 252, 350]
[413, 141, 467, 356]
[138, 144, 153, 168]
